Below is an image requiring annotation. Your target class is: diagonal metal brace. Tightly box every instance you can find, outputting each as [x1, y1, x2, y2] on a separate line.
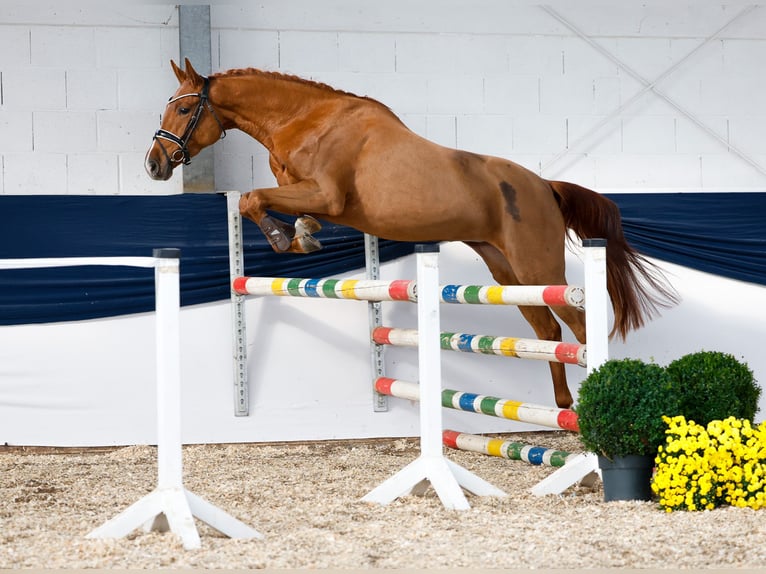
[540, 4, 765, 179]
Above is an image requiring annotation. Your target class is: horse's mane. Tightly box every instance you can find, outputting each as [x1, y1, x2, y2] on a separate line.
[212, 67, 394, 112]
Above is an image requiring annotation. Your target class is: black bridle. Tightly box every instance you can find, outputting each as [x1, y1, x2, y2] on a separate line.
[153, 76, 226, 166]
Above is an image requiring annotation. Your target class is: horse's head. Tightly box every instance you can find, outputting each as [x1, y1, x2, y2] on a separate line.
[145, 58, 226, 181]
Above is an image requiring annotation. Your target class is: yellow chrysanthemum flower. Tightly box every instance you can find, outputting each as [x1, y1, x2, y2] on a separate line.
[652, 416, 766, 512]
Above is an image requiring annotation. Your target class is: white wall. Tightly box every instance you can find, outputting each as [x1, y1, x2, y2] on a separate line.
[210, 1, 766, 192]
[0, 5, 182, 195]
[2, 243, 765, 447]
[1, 2, 765, 194]
[1, 2, 765, 445]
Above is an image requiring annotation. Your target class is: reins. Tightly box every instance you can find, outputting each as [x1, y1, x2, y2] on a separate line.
[152, 76, 226, 166]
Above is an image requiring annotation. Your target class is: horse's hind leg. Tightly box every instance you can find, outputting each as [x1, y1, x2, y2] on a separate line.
[466, 241, 575, 408]
[517, 307, 573, 408]
[550, 304, 586, 344]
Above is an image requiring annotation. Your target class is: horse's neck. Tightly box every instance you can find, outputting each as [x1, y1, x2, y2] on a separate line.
[216, 73, 338, 148]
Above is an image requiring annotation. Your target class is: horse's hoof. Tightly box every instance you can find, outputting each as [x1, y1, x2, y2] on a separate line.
[292, 234, 323, 253]
[266, 229, 292, 252]
[260, 215, 295, 252]
[296, 215, 322, 236]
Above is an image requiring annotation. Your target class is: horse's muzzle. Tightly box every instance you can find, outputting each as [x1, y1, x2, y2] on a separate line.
[145, 153, 173, 181]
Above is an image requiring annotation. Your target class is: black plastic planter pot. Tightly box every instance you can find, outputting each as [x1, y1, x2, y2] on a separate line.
[597, 454, 655, 502]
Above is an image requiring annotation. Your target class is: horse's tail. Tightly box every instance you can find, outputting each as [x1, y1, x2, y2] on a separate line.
[549, 180, 679, 340]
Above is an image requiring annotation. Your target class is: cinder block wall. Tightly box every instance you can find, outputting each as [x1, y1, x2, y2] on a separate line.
[1, 2, 765, 195]
[0, 6, 182, 195]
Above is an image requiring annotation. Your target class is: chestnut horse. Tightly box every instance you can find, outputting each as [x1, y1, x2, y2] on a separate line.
[146, 59, 678, 408]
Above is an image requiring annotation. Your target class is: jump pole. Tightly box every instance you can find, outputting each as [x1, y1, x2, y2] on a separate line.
[374, 377, 580, 432]
[234, 277, 583, 307]
[442, 430, 578, 467]
[361, 245, 507, 509]
[373, 326, 587, 366]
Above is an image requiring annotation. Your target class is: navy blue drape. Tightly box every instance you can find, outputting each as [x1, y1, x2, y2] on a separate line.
[0, 194, 416, 325]
[604, 193, 766, 287]
[1, 192, 764, 325]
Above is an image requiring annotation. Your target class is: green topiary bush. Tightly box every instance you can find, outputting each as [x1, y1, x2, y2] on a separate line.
[665, 351, 760, 426]
[575, 358, 683, 459]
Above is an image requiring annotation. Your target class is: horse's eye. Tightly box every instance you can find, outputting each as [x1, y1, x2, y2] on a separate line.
[178, 107, 190, 115]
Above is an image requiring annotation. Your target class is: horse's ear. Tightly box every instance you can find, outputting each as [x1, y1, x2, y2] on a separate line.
[183, 57, 204, 85]
[170, 60, 186, 84]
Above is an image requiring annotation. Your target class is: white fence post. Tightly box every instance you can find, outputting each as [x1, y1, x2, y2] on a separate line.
[582, 238, 609, 374]
[531, 238, 608, 496]
[84, 248, 262, 548]
[154, 249, 184, 491]
[416, 245, 444, 460]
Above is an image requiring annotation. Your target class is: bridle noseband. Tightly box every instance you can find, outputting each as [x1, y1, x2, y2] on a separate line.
[153, 76, 226, 166]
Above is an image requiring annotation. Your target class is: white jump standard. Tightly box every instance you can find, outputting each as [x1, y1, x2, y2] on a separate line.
[0, 250, 262, 549]
[86, 249, 261, 548]
[360, 245, 507, 509]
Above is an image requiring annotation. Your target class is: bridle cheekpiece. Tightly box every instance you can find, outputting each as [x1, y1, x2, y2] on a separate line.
[153, 75, 226, 166]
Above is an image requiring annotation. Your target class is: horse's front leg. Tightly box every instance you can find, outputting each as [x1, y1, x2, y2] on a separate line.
[239, 180, 341, 254]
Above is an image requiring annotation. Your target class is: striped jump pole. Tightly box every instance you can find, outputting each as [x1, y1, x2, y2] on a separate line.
[372, 326, 586, 367]
[232, 277, 584, 308]
[375, 377, 579, 432]
[439, 284, 584, 307]
[233, 276, 417, 302]
[443, 430, 577, 468]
